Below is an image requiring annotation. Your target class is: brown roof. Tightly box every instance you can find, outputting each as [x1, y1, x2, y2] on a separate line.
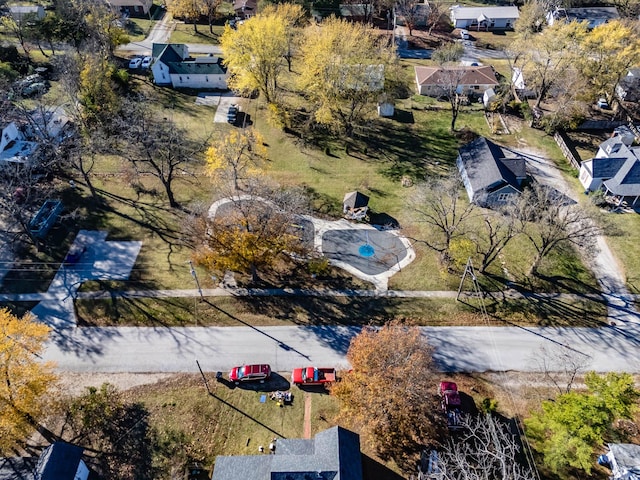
[415, 65, 499, 87]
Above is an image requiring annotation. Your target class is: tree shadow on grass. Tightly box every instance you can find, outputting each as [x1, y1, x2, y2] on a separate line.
[361, 454, 405, 480]
[358, 119, 459, 182]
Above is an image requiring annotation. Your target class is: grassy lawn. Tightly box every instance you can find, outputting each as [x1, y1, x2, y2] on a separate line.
[604, 212, 640, 294]
[467, 30, 517, 50]
[121, 374, 344, 475]
[73, 291, 607, 328]
[168, 22, 224, 44]
[125, 18, 156, 42]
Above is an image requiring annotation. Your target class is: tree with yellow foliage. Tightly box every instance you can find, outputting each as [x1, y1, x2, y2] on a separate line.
[0, 308, 57, 454]
[220, 11, 288, 104]
[579, 20, 640, 105]
[205, 128, 268, 191]
[262, 3, 306, 72]
[167, 0, 205, 33]
[194, 184, 310, 281]
[298, 17, 394, 136]
[331, 320, 444, 470]
[513, 20, 587, 109]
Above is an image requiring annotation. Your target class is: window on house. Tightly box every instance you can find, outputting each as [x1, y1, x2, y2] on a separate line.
[497, 193, 511, 202]
[3, 133, 9, 142]
[179, 76, 183, 82]
[205, 76, 208, 82]
[472, 85, 479, 90]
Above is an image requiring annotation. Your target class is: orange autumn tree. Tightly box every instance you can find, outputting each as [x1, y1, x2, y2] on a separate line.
[0, 308, 57, 454]
[331, 320, 445, 470]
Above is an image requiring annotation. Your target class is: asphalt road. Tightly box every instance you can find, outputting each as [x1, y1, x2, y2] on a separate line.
[42, 322, 640, 374]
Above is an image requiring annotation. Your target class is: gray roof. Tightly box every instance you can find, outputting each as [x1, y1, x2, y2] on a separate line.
[343, 191, 369, 208]
[553, 6, 619, 22]
[211, 426, 363, 480]
[457, 137, 526, 196]
[603, 157, 640, 197]
[36, 443, 84, 480]
[451, 6, 520, 20]
[167, 60, 226, 76]
[152, 43, 185, 61]
[588, 157, 628, 178]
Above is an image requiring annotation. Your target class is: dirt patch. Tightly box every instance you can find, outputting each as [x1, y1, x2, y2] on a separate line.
[54, 372, 175, 396]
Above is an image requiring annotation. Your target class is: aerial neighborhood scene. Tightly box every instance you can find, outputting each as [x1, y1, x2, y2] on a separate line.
[2, 0, 640, 477]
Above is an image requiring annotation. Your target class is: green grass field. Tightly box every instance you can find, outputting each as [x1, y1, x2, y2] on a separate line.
[168, 22, 224, 44]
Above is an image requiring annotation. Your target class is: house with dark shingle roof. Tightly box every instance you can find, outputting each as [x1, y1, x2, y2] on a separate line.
[457, 137, 527, 208]
[151, 43, 228, 90]
[211, 426, 363, 480]
[0, 442, 90, 480]
[580, 132, 640, 205]
[415, 66, 498, 97]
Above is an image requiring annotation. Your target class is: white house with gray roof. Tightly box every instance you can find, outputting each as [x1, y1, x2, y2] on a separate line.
[457, 137, 527, 208]
[211, 426, 363, 480]
[579, 129, 640, 205]
[450, 5, 519, 30]
[151, 43, 228, 90]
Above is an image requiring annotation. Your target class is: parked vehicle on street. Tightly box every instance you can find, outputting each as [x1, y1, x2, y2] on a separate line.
[291, 367, 336, 386]
[438, 381, 463, 430]
[229, 364, 271, 384]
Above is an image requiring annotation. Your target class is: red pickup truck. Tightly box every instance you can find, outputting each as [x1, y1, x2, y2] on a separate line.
[438, 381, 463, 430]
[291, 367, 336, 386]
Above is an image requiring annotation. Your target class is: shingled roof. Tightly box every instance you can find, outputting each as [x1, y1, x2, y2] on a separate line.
[211, 426, 363, 480]
[458, 137, 525, 194]
[415, 66, 498, 88]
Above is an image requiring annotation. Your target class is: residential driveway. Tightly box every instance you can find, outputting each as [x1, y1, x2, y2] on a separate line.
[31, 231, 142, 329]
[514, 146, 639, 326]
[213, 95, 243, 123]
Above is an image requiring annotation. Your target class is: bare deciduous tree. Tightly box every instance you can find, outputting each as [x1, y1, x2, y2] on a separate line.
[510, 183, 605, 275]
[470, 211, 518, 273]
[412, 174, 476, 266]
[533, 345, 591, 394]
[121, 106, 206, 209]
[437, 414, 537, 480]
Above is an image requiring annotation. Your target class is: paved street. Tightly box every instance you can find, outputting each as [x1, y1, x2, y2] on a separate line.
[42, 322, 640, 374]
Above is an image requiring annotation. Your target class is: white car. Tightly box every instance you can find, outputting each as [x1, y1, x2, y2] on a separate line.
[141, 56, 152, 69]
[129, 57, 142, 69]
[460, 29, 470, 40]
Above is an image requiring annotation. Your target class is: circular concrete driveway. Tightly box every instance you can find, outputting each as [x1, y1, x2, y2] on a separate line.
[321, 229, 409, 276]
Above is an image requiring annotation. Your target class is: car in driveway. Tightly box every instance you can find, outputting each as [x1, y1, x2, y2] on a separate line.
[64, 244, 86, 266]
[597, 97, 610, 109]
[141, 56, 152, 69]
[460, 29, 470, 40]
[227, 104, 239, 124]
[229, 364, 271, 384]
[129, 57, 142, 69]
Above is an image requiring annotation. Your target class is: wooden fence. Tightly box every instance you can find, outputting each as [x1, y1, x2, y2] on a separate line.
[553, 130, 581, 170]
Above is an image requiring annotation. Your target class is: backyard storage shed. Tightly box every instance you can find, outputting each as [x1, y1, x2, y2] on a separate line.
[343, 191, 370, 220]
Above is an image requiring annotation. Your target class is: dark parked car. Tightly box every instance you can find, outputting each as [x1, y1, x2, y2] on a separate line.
[64, 244, 86, 265]
[227, 104, 238, 124]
